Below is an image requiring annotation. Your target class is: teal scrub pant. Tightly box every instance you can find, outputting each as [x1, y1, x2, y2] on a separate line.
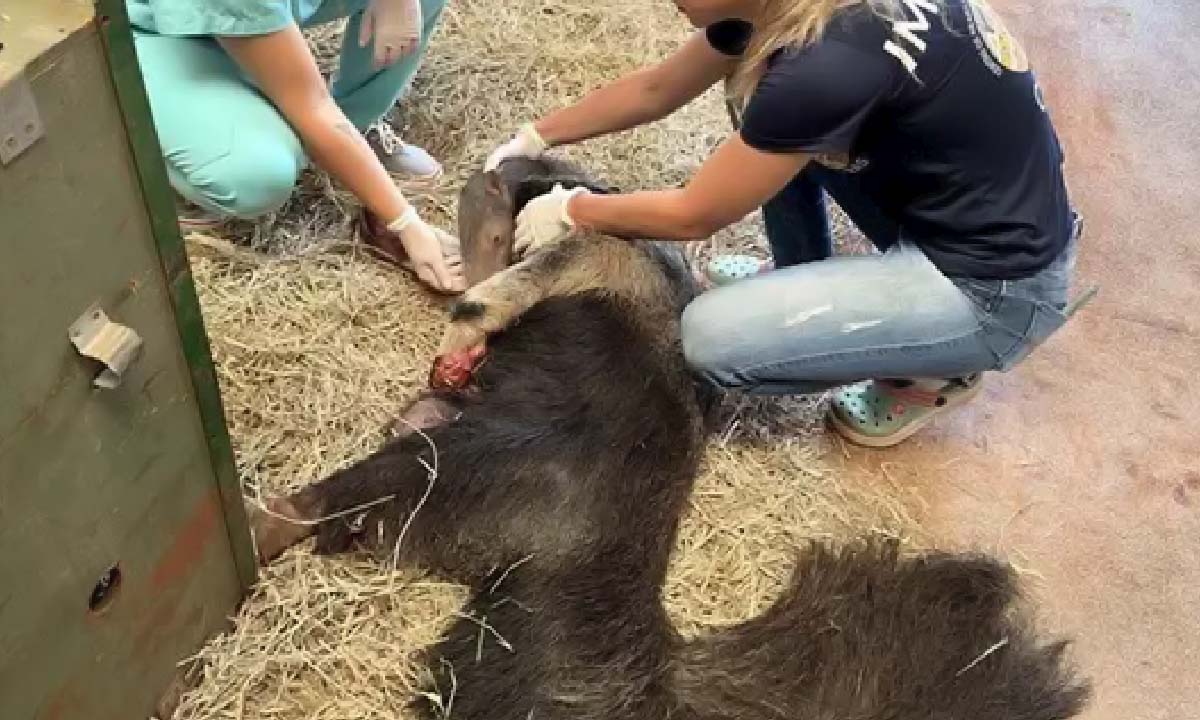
[131, 0, 446, 219]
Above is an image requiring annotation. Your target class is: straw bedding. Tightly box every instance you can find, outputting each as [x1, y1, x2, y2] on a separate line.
[168, 1, 919, 717]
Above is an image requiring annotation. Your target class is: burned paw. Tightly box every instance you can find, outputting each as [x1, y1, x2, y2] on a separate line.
[248, 496, 317, 565]
[314, 516, 368, 556]
[356, 208, 409, 267]
[430, 344, 487, 390]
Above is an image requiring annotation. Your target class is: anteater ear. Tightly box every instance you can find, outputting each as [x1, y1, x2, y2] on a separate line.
[483, 171, 510, 200]
[513, 175, 616, 213]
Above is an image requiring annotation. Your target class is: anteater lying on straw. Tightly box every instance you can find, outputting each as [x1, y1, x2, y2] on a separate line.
[250, 156, 711, 581]
[249, 156, 1090, 720]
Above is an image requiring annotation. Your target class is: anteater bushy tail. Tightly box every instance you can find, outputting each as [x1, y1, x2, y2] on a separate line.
[673, 538, 1092, 720]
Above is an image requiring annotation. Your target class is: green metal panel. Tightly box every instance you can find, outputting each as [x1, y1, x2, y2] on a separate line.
[94, 0, 258, 589]
[0, 2, 255, 717]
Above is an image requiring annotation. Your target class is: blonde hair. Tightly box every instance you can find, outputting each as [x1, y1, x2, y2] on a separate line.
[729, 0, 919, 101]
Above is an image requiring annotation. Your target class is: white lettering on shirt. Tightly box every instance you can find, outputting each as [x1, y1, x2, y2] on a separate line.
[883, 0, 939, 74]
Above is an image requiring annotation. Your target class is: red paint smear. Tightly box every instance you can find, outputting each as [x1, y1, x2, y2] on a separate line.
[149, 492, 220, 590]
[37, 687, 74, 720]
[130, 596, 181, 657]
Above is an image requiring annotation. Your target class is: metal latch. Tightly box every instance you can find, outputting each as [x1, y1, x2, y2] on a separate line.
[0, 71, 44, 165]
[69, 304, 144, 389]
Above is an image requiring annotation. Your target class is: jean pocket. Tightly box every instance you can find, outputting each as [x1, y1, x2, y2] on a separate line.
[956, 278, 1005, 314]
[982, 293, 1069, 371]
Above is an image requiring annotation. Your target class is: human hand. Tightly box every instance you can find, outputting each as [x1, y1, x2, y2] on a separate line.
[389, 210, 467, 293]
[483, 124, 549, 171]
[514, 184, 588, 257]
[359, 0, 422, 69]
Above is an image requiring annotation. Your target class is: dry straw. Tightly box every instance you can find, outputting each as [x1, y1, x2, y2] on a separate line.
[170, 1, 917, 717]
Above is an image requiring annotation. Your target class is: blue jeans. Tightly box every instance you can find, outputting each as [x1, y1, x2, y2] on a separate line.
[681, 164, 1079, 395]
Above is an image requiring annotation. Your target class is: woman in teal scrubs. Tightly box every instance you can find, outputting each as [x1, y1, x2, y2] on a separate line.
[128, 0, 463, 292]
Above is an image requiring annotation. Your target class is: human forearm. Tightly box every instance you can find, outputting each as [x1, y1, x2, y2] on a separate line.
[516, 136, 811, 252]
[296, 101, 409, 222]
[533, 70, 675, 147]
[218, 26, 462, 291]
[568, 190, 715, 241]
[571, 136, 811, 241]
[532, 32, 735, 147]
[218, 28, 408, 224]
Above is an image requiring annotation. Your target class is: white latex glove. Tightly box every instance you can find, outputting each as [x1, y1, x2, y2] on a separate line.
[359, 0, 422, 69]
[484, 124, 549, 172]
[389, 208, 466, 293]
[514, 184, 588, 257]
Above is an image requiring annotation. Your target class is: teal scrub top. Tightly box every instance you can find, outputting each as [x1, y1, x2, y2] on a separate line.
[126, 0, 326, 36]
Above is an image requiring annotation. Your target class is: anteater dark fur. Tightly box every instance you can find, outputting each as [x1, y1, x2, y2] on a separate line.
[427, 538, 1089, 720]
[248, 156, 1091, 720]
[249, 155, 713, 576]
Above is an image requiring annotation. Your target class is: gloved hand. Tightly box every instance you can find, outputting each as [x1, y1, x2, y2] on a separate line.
[514, 184, 589, 257]
[484, 124, 549, 171]
[359, 0, 422, 69]
[389, 207, 467, 293]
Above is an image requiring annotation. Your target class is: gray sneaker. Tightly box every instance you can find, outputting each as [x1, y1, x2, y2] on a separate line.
[365, 122, 442, 182]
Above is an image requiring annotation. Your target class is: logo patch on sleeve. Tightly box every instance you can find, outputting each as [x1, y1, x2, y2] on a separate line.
[966, 0, 1030, 75]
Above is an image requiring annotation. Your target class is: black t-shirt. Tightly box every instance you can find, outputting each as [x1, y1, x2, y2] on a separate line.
[707, 0, 1073, 279]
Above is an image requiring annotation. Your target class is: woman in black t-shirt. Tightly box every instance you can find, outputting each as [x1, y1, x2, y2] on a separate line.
[485, 0, 1083, 448]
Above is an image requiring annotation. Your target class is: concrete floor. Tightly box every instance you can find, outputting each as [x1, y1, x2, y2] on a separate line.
[837, 2, 1199, 718]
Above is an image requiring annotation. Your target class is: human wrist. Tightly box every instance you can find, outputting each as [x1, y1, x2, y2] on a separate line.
[528, 120, 558, 150]
[386, 205, 420, 235]
[563, 188, 591, 230]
